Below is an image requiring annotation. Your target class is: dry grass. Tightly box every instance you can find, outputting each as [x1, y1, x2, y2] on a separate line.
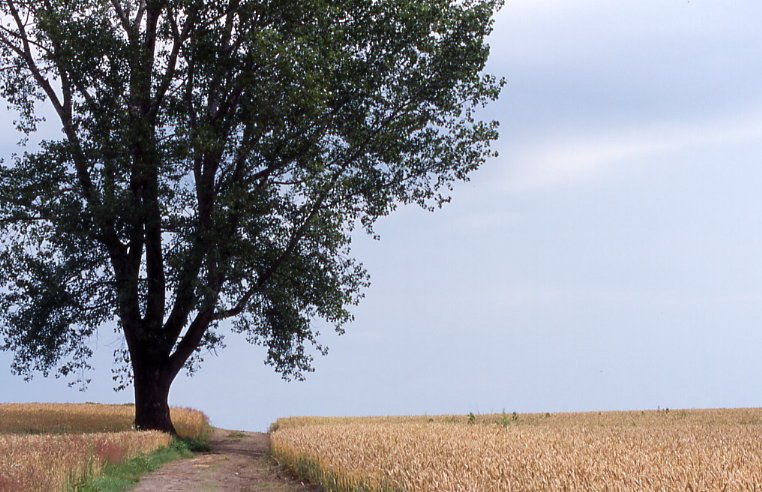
[271, 408, 762, 491]
[0, 403, 209, 491]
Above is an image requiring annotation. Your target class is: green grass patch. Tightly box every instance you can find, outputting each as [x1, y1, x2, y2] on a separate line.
[226, 430, 248, 441]
[72, 439, 195, 492]
[179, 434, 212, 452]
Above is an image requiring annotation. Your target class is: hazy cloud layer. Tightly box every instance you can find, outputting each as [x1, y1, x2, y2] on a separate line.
[501, 108, 762, 190]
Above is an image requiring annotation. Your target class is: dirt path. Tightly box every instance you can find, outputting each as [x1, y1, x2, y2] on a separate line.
[131, 428, 317, 491]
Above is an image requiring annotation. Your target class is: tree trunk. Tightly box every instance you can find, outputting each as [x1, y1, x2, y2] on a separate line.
[133, 358, 177, 435]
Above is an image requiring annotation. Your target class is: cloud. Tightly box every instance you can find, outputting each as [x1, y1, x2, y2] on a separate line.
[499, 109, 762, 191]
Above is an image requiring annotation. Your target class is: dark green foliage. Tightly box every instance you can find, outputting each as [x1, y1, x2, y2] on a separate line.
[0, 0, 503, 414]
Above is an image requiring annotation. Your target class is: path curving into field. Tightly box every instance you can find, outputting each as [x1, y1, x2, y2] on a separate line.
[131, 428, 316, 491]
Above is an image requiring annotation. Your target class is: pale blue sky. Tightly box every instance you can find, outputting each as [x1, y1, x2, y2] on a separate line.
[4, 1, 762, 431]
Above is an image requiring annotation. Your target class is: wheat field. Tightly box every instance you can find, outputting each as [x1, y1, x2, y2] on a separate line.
[271, 408, 762, 491]
[0, 403, 208, 491]
[0, 402, 207, 438]
[0, 430, 171, 491]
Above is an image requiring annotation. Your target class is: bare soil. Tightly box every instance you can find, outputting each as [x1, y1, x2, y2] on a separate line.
[130, 428, 317, 491]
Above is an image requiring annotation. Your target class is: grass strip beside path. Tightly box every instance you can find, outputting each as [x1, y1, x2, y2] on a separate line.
[72, 437, 210, 492]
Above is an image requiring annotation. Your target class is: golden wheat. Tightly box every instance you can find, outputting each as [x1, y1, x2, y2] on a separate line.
[271, 408, 762, 491]
[0, 402, 208, 438]
[0, 431, 170, 491]
[0, 403, 209, 491]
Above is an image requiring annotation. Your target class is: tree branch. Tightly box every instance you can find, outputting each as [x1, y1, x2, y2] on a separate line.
[166, 307, 214, 377]
[108, 0, 134, 38]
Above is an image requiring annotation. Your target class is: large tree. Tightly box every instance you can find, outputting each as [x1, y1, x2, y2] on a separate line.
[0, 0, 502, 433]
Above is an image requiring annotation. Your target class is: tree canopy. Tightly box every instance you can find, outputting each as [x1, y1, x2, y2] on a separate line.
[0, 0, 502, 431]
